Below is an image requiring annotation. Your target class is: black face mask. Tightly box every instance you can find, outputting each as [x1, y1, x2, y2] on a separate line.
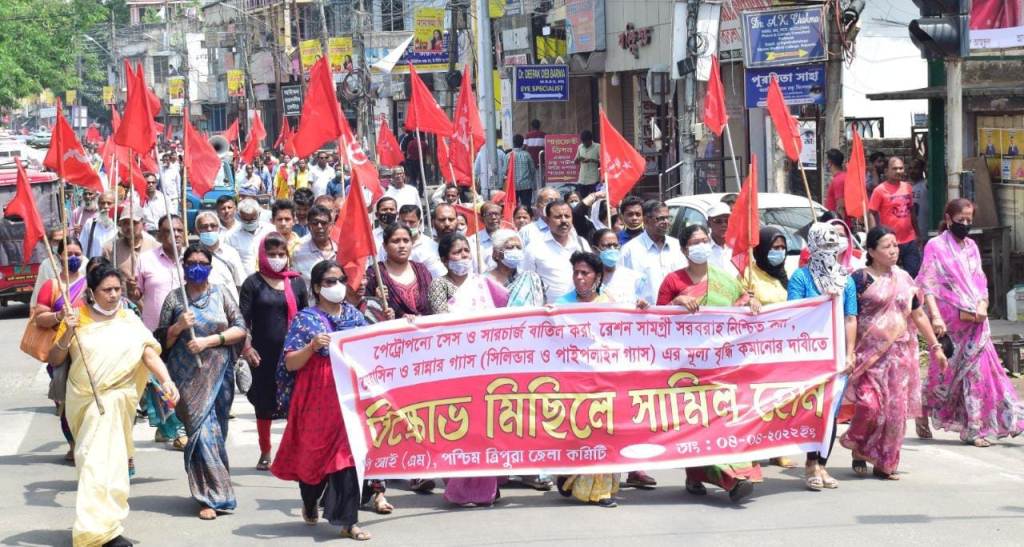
[950, 220, 971, 239]
[377, 212, 397, 226]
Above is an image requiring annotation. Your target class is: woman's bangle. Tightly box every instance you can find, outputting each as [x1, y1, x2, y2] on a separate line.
[55, 338, 69, 351]
[218, 333, 226, 346]
[929, 343, 942, 353]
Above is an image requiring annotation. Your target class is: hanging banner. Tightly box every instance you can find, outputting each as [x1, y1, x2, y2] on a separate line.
[300, 39, 323, 72]
[744, 64, 826, 108]
[168, 76, 186, 102]
[102, 86, 115, 105]
[741, 5, 827, 68]
[65, 90, 77, 105]
[565, 0, 607, 54]
[227, 69, 246, 97]
[330, 297, 845, 479]
[543, 134, 581, 183]
[329, 36, 355, 73]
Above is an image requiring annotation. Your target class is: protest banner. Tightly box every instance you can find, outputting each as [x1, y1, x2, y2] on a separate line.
[300, 39, 323, 72]
[329, 36, 355, 73]
[168, 76, 186, 101]
[227, 69, 245, 97]
[329, 296, 845, 479]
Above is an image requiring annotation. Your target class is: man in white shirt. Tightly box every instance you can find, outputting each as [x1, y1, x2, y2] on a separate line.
[308, 152, 337, 197]
[384, 167, 421, 210]
[706, 202, 740, 279]
[371, 197, 399, 251]
[161, 152, 182, 212]
[378, 204, 445, 278]
[519, 187, 560, 247]
[195, 211, 246, 302]
[468, 202, 503, 272]
[224, 198, 273, 277]
[240, 164, 263, 195]
[80, 191, 117, 258]
[292, 204, 338, 290]
[621, 200, 686, 304]
[521, 200, 591, 303]
[140, 173, 168, 232]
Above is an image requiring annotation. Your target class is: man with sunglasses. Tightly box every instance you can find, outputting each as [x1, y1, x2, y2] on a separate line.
[292, 205, 338, 290]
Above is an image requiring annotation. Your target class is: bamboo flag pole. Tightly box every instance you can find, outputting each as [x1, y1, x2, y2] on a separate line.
[111, 156, 119, 268]
[413, 129, 433, 237]
[468, 134, 485, 272]
[158, 185, 204, 369]
[127, 152, 137, 276]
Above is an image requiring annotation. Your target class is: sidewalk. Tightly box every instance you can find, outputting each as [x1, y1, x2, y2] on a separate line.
[990, 319, 1023, 339]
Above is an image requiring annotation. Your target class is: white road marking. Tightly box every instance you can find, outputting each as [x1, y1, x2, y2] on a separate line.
[0, 365, 51, 456]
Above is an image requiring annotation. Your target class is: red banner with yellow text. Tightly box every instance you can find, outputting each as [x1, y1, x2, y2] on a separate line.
[329, 296, 845, 479]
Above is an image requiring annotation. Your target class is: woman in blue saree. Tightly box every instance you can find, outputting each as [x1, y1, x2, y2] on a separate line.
[157, 244, 248, 520]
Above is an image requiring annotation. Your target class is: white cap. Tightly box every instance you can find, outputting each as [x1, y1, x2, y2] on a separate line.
[707, 202, 731, 219]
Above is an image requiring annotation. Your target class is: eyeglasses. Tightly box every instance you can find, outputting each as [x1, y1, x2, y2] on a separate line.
[321, 277, 343, 286]
[652, 216, 670, 222]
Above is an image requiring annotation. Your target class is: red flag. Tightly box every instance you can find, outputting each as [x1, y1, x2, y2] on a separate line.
[110, 107, 121, 133]
[241, 110, 267, 164]
[100, 137, 149, 203]
[766, 76, 802, 162]
[337, 112, 383, 201]
[437, 137, 453, 182]
[599, 107, 647, 207]
[454, 203, 485, 237]
[44, 99, 103, 192]
[335, 170, 377, 292]
[274, 116, 293, 151]
[164, 122, 174, 142]
[114, 60, 157, 154]
[404, 64, 453, 136]
[845, 127, 868, 219]
[3, 160, 45, 262]
[222, 118, 239, 145]
[450, 65, 485, 187]
[184, 108, 222, 198]
[293, 57, 345, 158]
[703, 55, 728, 137]
[136, 62, 162, 116]
[502, 151, 517, 224]
[85, 125, 102, 145]
[376, 118, 404, 168]
[725, 157, 759, 275]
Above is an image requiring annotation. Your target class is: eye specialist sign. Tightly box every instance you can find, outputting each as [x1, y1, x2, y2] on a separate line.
[513, 64, 569, 102]
[744, 63, 826, 108]
[741, 5, 827, 68]
[330, 296, 845, 479]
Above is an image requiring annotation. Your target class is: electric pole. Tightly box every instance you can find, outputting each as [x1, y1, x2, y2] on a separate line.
[476, 0, 498, 196]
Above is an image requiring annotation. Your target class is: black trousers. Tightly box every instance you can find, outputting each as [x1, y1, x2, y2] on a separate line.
[807, 417, 839, 465]
[299, 467, 360, 527]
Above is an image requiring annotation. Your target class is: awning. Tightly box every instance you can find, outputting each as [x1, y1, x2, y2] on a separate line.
[867, 83, 1024, 101]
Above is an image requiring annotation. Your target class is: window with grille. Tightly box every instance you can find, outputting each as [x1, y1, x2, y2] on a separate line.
[152, 56, 169, 84]
[382, 0, 404, 31]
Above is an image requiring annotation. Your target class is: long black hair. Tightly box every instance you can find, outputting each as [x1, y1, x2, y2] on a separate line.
[864, 225, 895, 266]
[310, 260, 344, 302]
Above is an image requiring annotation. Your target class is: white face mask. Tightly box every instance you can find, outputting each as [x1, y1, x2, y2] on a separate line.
[91, 300, 120, 317]
[242, 220, 260, 233]
[447, 258, 473, 276]
[267, 256, 288, 272]
[501, 249, 524, 269]
[687, 242, 712, 265]
[319, 283, 347, 304]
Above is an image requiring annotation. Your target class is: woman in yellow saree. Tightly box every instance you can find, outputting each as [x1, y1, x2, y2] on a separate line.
[49, 264, 180, 547]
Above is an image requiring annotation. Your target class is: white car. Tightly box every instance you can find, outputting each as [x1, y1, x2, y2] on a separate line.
[666, 192, 827, 273]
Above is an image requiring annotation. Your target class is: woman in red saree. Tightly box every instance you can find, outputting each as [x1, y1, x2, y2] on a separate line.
[841, 227, 947, 479]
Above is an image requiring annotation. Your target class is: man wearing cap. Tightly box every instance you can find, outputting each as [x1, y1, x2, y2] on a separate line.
[102, 205, 159, 281]
[706, 201, 740, 279]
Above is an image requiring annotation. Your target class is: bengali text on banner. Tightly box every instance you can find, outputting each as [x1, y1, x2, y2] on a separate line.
[329, 296, 845, 479]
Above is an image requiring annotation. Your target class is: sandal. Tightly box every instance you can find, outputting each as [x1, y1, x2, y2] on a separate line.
[198, 507, 217, 520]
[728, 479, 754, 503]
[370, 493, 393, 515]
[851, 459, 869, 477]
[770, 456, 798, 468]
[873, 468, 899, 480]
[969, 438, 992, 447]
[172, 436, 188, 451]
[256, 454, 272, 471]
[819, 468, 839, 489]
[915, 417, 933, 439]
[685, 481, 707, 496]
[340, 525, 372, 541]
[64, 448, 75, 463]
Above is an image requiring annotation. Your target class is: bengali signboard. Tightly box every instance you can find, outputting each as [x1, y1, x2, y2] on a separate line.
[168, 76, 186, 102]
[330, 297, 844, 479]
[742, 5, 827, 68]
[300, 39, 323, 71]
[719, 0, 772, 60]
[227, 69, 246, 97]
[543, 133, 581, 183]
[744, 63, 826, 108]
[513, 64, 569, 102]
[329, 36, 355, 73]
[281, 85, 302, 116]
[970, 0, 1024, 50]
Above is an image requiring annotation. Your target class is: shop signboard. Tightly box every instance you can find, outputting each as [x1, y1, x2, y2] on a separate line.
[744, 64, 825, 108]
[566, 0, 606, 54]
[513, 64, 569, 102]
[281, 85, 302, 117]
[543, 134, 581, 183]
[742, 5, 826, 68]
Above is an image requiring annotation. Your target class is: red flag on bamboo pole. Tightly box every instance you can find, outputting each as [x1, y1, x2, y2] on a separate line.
[44, 98, 103, 192]
[183, 109, 222, 198]
[599, 107, 647, 206]
[404, 64, 453, 136]
[454, 203, 485, 237]
[337, 112, 383, 202]
[335, 170, 377, 292]
[376, 118, 404, 168]
[725, 156, 759, 275]
[451, 65, 484, 187]
[292, 57, 345, 158]
[222, 118, 239, 145]
[845, 128, 868, 220]
[766, 75, 802, 162]
[274, 116, 292, 151]
[702, 55, 728, 137]
[437, 136, 454, 182]
[114, 60, 157, 154]
[3, 160, 45, 262]
[241, 110, 267, 164]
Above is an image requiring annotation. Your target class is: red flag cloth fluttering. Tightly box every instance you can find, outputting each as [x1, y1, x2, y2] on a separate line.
[113, 60, 157, 155]
[222, 119, 239, 145]
[502, 150, 517, 224]
[702, 55, 728, 137]
[376, 119, 405, 168]
[599, 107, 647, 207]
[437, 137, 454, 182]
[335, 170, 377, 292]
[274, 116, 293, 152]
[450, 65, 485, 187]
[337, 113, 383, 202]
[292, 57, 345, 158]
[845, 128, 868, 219]
[44, 99, 103, 192]
[184, 108, 222, 198]
[766, 75, 802, 162]
[404, 64, 453, 136]
[241, 110, 267, 164]
[3, 160, 46, 262]
[725, 156, 759, 275]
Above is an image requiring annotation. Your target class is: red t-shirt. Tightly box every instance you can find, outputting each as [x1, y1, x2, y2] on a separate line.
[868, 181, 916, 244]
[824, 171, 846, 211]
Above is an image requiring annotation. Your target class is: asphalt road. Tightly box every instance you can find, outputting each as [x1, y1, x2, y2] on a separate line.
[1, 303, 1023, 546]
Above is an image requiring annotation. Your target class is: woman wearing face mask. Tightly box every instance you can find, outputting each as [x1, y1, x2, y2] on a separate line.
[48, 264, 179, 547]
[787, 222, 858, 491]
[590, 229, 646, 306]
[427, 233, 479, 314]
[916, 198, 1024, 446]
[486, 229, 545, 307]
[33, 237, 87, 462]
[272, 261, 377, 539]
[840, 226, 947, 480]
[156, 244, 248, 520]
[365, 224, 433, 319]
[239, 233, 310, 471]
[657, 224, 761, 503]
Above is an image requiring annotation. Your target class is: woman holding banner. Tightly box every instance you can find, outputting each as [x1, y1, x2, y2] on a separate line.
[656, 224, 762, 503]
[787, 222, 858, 491]
[272, 261, 373, 539]
[916, 198, 1024, 446]
[842, 226, 947, 479]
[486, 229, 545, 308]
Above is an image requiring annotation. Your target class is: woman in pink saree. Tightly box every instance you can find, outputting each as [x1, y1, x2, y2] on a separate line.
[841, 226, 947, 479]
[916, 199, 1024, 446]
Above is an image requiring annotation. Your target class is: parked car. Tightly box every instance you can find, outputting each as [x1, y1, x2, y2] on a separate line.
[0, 168, 60, 306]
[666, 192, 827, 273]
[185, 183, 237, 231]
[27, 130, 51, 149]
